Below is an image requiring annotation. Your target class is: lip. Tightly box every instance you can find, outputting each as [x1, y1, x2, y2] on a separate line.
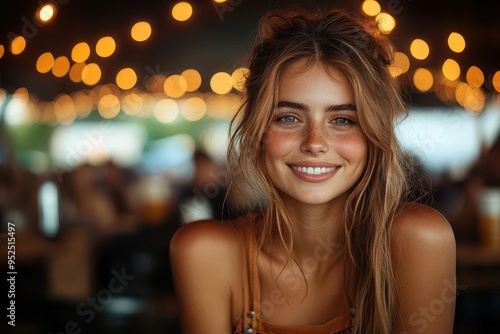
[288, 161, 340, 183]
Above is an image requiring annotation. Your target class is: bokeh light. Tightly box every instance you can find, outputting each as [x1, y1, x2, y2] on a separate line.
[181, 69, 202, 92]
[182, 97, 206, 121]
[493, 71, 500, 93]
[37, 3, 56, 23]
[410, 39, 429, 60]
[231, 67, 249, 92]
[116, 68, 137, 90]
[131, 21, 152, 42]
[376, 12, 395, 34]
[154, 99, 179, 123]
[361, 0, 381, 16]
[210, 72, 232, 94]
[122, 90, 144, 115]
[81, 63, 102, 86]
[442, 59, 460, 81]
[413, 68, 434, 92]
[71, 42, 91, 63]
[36, 52, 55, 74]
[69, 63, 86, 83]
[172, 2, 193, 22]
[96, 36, 116, 58]
[448, 32, 466, 53]
[10, 36, 26, 55]
[52, 56, 70, 78]
[466, 66, 484, 88]
[98, 94, 121, 119]
[54, 94, 77, 125]
[164, 75, 187, 98]
[388, 52, 410, 77]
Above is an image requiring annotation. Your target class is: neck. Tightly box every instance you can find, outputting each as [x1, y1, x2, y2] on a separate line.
[269, 192, 348, 268]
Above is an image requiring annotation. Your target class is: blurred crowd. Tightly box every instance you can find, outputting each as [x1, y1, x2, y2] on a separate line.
[0, 133, 499, 333]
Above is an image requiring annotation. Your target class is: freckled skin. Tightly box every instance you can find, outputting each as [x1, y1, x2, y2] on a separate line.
[264, 61, 368, 207]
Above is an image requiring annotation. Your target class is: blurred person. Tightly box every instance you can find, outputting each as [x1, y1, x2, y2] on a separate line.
[178, 149, 238, 224]
[170, 8, 456, 334]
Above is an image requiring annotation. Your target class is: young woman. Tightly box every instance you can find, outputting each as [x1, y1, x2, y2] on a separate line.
[170, 8, 456, 334]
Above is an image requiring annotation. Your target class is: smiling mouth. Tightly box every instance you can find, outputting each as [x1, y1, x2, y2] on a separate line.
[290, 166, 339, 175]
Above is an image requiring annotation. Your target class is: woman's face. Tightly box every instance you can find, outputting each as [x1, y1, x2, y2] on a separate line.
[263, 60, 367, 206]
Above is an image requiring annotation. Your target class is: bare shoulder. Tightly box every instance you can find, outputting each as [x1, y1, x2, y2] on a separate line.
[392, 202, 455, 250]
[391, 205, 457, 333]
[169, 217, 250, 333]
[170, 218, 247, 263]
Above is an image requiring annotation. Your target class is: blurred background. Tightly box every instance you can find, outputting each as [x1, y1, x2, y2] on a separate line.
[0, 0, 499, 333]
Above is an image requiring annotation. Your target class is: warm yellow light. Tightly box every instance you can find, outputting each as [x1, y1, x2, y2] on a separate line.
[182, 97, 206, 121]
[413, 68, 434, 92]
[96, 36, 116, 58]
[181, 69, 202, 92]
[0, 45, 4, 59]
[493, 71, 500, 93]
[36, 52, 55, 73]
[455, 82, 468, 106]
[154, 99, 179, 123]
[71, 42, 90, 63]
[54, 94, 76, 125]
[116, 68, 137, 90]
[466, 66, 484, 88]
[37, 4, 56, 23]
[210, 72, 232, 94]
[464, 87, 485, 115]
[69, 63, 86, 83]
[376, 12, 395, 34]
[72, 93, 94, 118]
[172, 2, 193, 22]
[213, 0, 227, 2]
[122, 91, 144, 115]
[442, 59, 460, 81]
[388, 52, 410, 77]
[52, 56, 70, 78]
[206, 94, 240, 118]
[146, 75, 167, 94]
[10, 36, 26, 55]
[362, 0, 381, 17]
[410, 39, 429, 60]
[98, 94, 121, 119]
[164, 75, 187, 98]
[81, 63, 102, 86]
[448, 32, 466, 53]
[231, 67, 249, 92]
[131, 21, 152, 42]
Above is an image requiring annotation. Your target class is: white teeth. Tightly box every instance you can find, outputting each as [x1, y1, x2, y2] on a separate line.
[292, 166, 338, 175]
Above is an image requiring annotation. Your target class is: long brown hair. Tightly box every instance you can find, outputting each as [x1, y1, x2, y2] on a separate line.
[227, 8, 411, 333]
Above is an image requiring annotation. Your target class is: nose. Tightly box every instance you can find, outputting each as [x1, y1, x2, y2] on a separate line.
[300, 123, 328, 155]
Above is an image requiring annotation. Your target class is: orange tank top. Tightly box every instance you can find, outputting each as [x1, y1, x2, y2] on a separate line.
[233, 217, 354, 334]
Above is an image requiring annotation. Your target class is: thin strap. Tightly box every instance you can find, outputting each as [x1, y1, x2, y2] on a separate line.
[247, 217, 261, 332]
[241, 224, 253, 333]
[240, 215, 259, 334]
[342, 263, 356, 322]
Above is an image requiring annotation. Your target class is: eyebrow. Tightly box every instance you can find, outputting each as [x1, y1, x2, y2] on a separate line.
[276, 101, 356, 112]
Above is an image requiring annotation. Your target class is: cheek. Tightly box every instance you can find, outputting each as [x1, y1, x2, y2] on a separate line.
[333, 132, 368, 165]
[263, 130, 297, 162]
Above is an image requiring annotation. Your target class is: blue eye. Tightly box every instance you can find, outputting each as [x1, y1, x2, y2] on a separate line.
[276, 114, 298, 123]
[332, 117, 355, 126]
